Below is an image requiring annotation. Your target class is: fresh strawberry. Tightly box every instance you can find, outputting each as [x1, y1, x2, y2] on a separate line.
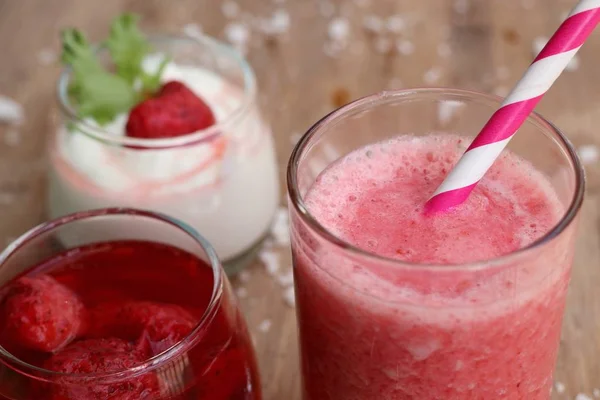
[87, 301, 196, 356]
[0, 275, 84, 353]
[43, 338, 159, 399]
[125, 80, 216, 139]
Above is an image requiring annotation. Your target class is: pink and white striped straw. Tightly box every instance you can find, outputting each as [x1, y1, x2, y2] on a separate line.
[426, 0, 600, 213]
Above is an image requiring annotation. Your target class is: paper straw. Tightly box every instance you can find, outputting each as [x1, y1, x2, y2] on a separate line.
[426, 0, 600, 213]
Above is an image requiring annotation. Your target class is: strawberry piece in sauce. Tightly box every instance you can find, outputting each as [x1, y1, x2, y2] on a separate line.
[87, 301, 197, 356]
[43, 338, 159, 399]
[0, 275, 84, 353]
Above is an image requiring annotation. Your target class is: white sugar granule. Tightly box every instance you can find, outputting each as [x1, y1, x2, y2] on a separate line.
[259, 249, 280, 276]
[258, 319, 272, 333]
[363, 15, 384, 33]
[270, 206, 290, 245]
[182, 23, 203, 39]
[576, 394, 593, 400]
[437, 101, 462, 125]
[238, 270, 251, 283]
[396, 39, 415, 55]
[283, 286, 296, 307]
[423, 67, 442, 84]
[0, 96, 24, 125]
[225, 23, 250, 45]
[554, 381, 565, 394]
[386, 15, 406, 33]
[328, 17, 350, 42]
[277, 269, 294, 287]
[578, 144, 599, 165]
[235, 287, 248, 298]
[37, 48, 57, 65]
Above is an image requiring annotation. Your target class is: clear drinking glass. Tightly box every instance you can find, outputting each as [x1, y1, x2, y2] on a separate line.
[287, 88, 584, 399]
[51, 34, 280, 275]
[0, 208, 261, 399]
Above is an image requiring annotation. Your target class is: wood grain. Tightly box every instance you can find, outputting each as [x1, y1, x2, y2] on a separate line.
[0, 0, 598, 399]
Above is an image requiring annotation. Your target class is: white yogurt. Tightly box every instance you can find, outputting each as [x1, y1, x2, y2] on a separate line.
[49, 56, 280, 261]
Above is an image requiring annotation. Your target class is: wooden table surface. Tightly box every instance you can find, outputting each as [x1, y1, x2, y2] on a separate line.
[0, 0, 599, 399]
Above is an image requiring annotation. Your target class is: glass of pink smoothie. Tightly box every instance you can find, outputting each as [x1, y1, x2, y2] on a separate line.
[287, 88, 584, 400]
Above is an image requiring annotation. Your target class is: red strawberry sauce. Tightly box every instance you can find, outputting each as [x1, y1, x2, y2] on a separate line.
[0, 241, 260, 400]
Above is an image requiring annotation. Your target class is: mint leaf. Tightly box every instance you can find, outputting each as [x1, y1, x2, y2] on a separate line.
[106, 14, 150, 86]
[61, 28, 137, 125]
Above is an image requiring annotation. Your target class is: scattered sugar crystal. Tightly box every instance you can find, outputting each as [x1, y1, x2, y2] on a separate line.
[319, 1, 335, 18]
[396, 39, 415, 55]
[533, 36, 579, 71]
[225, 23, 250, 45]
[494, 86, 509, 97]
[0, 96, 24, 125]
[328, 17, 350, 42]
[453, 0, 470, 14]
[182, 23, 203, 39]
[593, 388, 600, 398]
[277, 270, 294, 287]
[423, 67, 442, 84]
[283, 286, 296, 307]
[386, 15, 406, 33]
[238, 270, 251, 283]
[578, 144, 599, 165]
[554, 381, 566, 394]
[4, 129, 21, 147]
[437, 42, 451, 58]
[221, 1, 240, 18]
[270, 207, 290, 245]
[258, 319, 272, 333]
[576, 394, 593, 400]
[374, 36, 392, 54]
[259, 249, 280, 275]
[437, 101, 463, 125]
[363, 15, 384, 33]
[235, 287, 248, 298]
[270, 9, 291, 34]
[37, 48, 57, 65]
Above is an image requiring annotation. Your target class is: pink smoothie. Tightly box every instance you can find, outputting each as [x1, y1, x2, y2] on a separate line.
[292, 135, 576, 400]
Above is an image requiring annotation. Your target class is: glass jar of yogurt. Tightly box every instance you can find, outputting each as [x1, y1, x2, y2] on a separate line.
[50, 34, 280, 275]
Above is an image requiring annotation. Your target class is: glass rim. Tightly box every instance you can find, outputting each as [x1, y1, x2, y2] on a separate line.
[287, 87, 586, 271]
[56, 33, 257, 149]
[0, 208, 224, 382]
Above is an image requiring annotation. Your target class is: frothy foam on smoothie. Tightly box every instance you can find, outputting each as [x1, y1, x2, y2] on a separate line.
[305, 134, 564, 265]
